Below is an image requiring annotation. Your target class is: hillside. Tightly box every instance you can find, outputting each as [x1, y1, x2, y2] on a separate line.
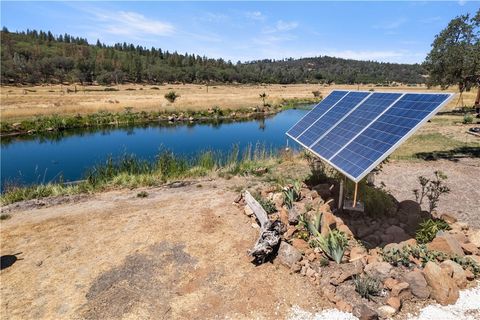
[1, 28, 425, 85]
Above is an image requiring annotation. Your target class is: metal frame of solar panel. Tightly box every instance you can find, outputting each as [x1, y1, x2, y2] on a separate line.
[286, 90, 454, 182]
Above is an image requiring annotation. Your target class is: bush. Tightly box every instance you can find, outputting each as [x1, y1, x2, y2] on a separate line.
[257, 197, 277, 214]
[463, 113, 474, 124]
[165, 91, 179, 102]
[312, 90, 322, 98]
[137, 191, 148, 198]
[353, 275, 381, 300]
[412, 171, 450, 213]
[104, 87, 119, 92]
[415, 218, 451, 244]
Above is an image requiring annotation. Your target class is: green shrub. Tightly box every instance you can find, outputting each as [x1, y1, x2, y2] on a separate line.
[463, 113, 474, 124]
[104, 87, 119, 91]
[257, 197, 277, 214]
[353, 275, 381, 300]
[165, 91, 179, 102]
[412, 171, 450, 213]
[415, 218, 451, 244]
[312, 229, 348, 264]
[282, 181, 301, 209]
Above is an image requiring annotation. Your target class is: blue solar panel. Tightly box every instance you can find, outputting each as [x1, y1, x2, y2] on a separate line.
[330, 93, 452, 180]
[286, 90, 348, 139]
[310, 92, 402, 159]
[297, 91, 370, 147]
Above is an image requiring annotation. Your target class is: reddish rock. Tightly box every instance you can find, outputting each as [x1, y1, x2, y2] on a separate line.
[284, 226, 297, 240]
[427, 232, 464, 257]
[349, 246, 367, 262]
[338, 224, 354, 238]
[403, 270, 430, 299]
[466, 255, 480, 265]
[291, 238, 310, 253]
[330, 260, 364, 285]
[384, 278, 399, 290]
[461, 242, 479, 255]
[441, 260, 467, 289]
[423, 261, 459, 305]
[321, 211, 337, 237]
[391, 282, 409, 297]
[386, 296, 401, 311]
[336, 300, 353, 313]
[244, 205, 254, 217]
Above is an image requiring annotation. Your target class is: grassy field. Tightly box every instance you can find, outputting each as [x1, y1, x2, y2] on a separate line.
[1, 83, 477, 121]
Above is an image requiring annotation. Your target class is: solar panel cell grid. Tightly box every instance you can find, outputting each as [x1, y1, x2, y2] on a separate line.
[286, 90, 348, 139]
[297, 91, 370, 147]
[310, 92, 402, 159]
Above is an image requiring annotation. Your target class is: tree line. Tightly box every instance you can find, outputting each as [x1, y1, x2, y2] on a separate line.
[1, 27, 426, 85]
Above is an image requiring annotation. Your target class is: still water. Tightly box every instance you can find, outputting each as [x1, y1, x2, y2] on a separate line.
[1, 109, 308, 187]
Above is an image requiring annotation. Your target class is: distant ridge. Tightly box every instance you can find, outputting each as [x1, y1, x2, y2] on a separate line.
[1, 28, 425, 85]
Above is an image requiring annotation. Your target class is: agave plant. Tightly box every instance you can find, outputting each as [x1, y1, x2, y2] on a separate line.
[282, 181, 301, 209]
[312, 229, 348, 264]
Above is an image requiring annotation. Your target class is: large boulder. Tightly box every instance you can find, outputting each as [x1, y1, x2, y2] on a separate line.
[427, 232, 464, 257]
[364, 262, 393, 281]
[441, 260, 467, 289]
[402, 270, 430, 299]
[423, 261, 459, 305]
[276, 242, 302, 268]
[384, 225, 411, 243]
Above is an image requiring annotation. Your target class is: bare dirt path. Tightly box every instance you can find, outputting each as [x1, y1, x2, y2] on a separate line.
[0, 178, 327, 319]
[376, 158, 480, 228]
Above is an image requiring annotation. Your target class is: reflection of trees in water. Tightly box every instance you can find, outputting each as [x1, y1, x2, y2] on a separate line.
[0, 114, 280, 146]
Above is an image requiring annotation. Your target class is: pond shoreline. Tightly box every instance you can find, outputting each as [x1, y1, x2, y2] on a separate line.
[0, 98, 319, 137]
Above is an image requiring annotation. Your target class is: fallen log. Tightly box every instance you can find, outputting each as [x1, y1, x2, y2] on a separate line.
[244, 191, 283, 264]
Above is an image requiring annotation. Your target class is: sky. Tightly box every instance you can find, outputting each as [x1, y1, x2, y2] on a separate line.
[1, 1, 479, 64]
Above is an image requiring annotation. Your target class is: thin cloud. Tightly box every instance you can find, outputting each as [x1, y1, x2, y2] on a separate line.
[94, 10, 175, 37]
[373, 18, 407, 30]
[262, 20, 299, 34]
[246, 11, 265, 21]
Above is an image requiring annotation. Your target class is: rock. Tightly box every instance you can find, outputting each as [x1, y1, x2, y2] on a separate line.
[234, 194, 243, 203]
[377, 305, 396, 318]
[279, 208, 290, 226]
[403, 270, 430, 299]
[313, 183, 332, 199]
[423, 261, 459, 305]
[386, 296, 401, 311]
[383, 243, 401, 254]
[338, 224, 354, 238]
[353, 304, 378, 320]
[291, 238, 310, 253]
[321, 211, 337, 237]
[244, 205, 254, 217]
[272, 193, 283, 209]
[288, 207, 300, 225]
[306, 267, 316, 278]
[349, 246, 367, 262]
[427, 232, 464, 257]
[253, 167, 268, 175]
[364, 262, 393, 281]
[441, 260, 467, 289]
[384, 278, 399, 290]
[276, 242, 302, 268]
[291, 262, 302, 273]
[466, 255, 480, 265]
[385, 225, 410, 243]
[391, 282, 409, 297]
[461, 242, 478, 255]
[465, 269, 475, 281]
[330, 260, 364, 285]
[440, 213, 457, 224]
[398, 200, 421, 215]
[449, 231, 468, 244]
[335, 300, 353, 313]
[468, 230, 480, 248]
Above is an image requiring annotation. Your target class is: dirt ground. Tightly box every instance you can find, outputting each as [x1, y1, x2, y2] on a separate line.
[376, 158, 480, 228]
[1, 83, 474, 121]
[0, 177, 328, 320]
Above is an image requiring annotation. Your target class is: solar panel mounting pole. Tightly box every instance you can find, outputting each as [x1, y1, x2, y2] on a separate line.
[353, 182, 358, 208]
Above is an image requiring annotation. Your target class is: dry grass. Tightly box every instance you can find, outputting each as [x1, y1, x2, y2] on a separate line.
[1, 83, 475, 121]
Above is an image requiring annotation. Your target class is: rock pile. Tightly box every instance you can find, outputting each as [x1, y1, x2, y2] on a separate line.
[236, 182, 480, 318]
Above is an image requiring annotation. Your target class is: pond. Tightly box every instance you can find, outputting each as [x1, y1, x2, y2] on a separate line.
[1, 108, 309, 188]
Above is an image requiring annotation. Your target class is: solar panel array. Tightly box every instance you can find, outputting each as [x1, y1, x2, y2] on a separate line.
[286, 91, 453, 182]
